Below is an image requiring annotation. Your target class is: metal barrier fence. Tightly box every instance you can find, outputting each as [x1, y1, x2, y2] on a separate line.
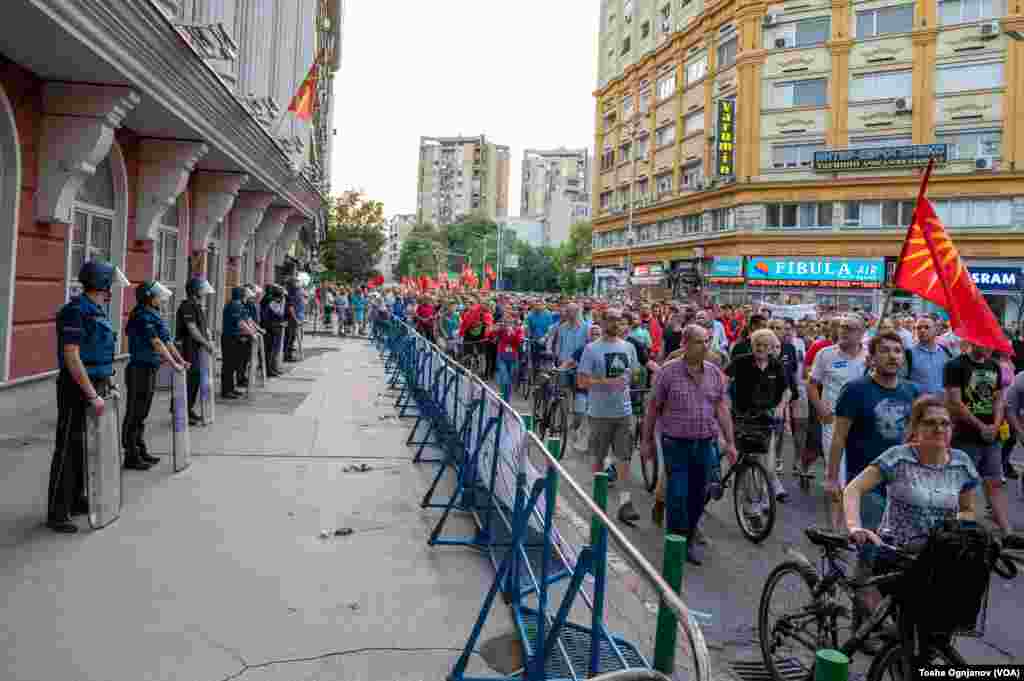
[372, 316, 710, 681]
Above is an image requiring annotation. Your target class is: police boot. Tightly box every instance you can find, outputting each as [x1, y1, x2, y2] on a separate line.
[122, 439, 154, 471]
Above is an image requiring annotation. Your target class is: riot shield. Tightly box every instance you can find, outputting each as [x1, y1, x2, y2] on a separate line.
[171, 367, 191, 472]
[255, 335, 266, 388]
[297, 324, 305, 361]
[85, 389, 122, 530]
[199, 346, 216, 424]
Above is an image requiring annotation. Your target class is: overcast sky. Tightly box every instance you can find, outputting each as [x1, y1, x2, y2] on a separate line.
[329, 1, 600, 218]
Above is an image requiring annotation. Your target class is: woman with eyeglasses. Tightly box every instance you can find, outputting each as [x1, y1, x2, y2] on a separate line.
[844, 395, 979, 549]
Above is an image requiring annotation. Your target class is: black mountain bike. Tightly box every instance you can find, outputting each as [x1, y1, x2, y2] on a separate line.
[713, 415, 778, 543]
[531, 367, 572, 455]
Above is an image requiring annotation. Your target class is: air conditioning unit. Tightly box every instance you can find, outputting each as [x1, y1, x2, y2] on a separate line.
[775, 37, 788, 48]
[980, 19, 1000, 39]
[975, 156, 995, 170]
[763, 13, 779, 26]
[895, 97, 912, 113]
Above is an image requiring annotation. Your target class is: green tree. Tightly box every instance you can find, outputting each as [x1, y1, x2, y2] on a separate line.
[320, 191, 386, 283]
[396, 223, 445, 277]
[445, 214, 499, 276]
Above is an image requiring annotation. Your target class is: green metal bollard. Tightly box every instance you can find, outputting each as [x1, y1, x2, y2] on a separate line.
[521, 414, 534, 433]
[590, 473, 609, 545]
[652, 534, 687, 674]
[546, 436, 562, 461]
[813, 650, 849, 681]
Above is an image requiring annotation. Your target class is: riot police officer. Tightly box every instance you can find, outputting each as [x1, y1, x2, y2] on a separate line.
[261, 284, 287, 377]
[123, 281, 188, 470]
[235, 285, 264, 388]
[49, 261, 128, 533]
[221, 286, 257, 398]
[175, 277, 216, 425]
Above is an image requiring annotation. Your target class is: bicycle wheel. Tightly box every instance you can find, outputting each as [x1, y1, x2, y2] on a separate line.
[733, 458, 777, 543]
[532, 386, 548, 440]
[866, 638, 959, 681]
[638, 422, 658, 493]
[558, 397, 571, 459]
[758, 561, 824, 681]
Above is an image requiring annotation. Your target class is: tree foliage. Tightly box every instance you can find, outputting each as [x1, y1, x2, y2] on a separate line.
[396, 222, 445, 277]
[319, 191, 386, 283]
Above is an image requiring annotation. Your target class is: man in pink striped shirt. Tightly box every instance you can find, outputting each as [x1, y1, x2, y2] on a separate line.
[641, 324, 737, 565]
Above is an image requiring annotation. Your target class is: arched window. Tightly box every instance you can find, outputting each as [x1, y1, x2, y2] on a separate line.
[67, 156, 115, 301]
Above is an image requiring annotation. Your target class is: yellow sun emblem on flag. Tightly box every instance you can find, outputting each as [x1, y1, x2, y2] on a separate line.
[899, 218, 966, 295]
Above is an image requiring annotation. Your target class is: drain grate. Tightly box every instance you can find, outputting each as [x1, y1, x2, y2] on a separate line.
[731, 657, 807, 681]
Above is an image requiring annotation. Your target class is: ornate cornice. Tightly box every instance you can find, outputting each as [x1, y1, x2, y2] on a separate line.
[135, 139, 209, 241]
[30, 0, 323, 219]
[34, 83, 140, 224]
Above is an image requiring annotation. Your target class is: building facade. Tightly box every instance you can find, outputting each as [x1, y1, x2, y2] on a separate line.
[381, 214, 416, 281]
[521, 147, 592, 245]
[0, 0, 342, 384]
[500, 217, 547, 249]
[591, 0, 1024, 321]
[416, 135, 511, 225]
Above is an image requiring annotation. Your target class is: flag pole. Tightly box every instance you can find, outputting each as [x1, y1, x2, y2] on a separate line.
[876, 158, 936, 331]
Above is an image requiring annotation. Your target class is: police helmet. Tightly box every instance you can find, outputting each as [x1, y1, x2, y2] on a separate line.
[186, 277, 215, 298]
[79, 261, 129, 292]
[135, 280, 172, 305]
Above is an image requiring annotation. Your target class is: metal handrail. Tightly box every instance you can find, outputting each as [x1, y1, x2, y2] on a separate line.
[389, 318, 711, 681]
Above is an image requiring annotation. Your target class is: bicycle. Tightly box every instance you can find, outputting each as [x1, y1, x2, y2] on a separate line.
[631, 387, 658, 493]
[712, 415, 779, 543]
[531, 366, 573, 455]
[864, 530, 1021, 681]
[459, 337, 488, 379]
[758, 526, 1022, 681]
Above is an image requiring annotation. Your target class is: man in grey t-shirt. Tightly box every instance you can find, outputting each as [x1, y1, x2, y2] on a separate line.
[579, 309, 640, 525]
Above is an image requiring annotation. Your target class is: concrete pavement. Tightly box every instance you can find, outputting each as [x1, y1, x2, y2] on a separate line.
[0, 334, 507, 681]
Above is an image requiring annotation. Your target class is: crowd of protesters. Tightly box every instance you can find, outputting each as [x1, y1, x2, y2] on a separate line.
[310, 284, 1021, 566]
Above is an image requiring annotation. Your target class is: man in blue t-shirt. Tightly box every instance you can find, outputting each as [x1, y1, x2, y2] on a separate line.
[826, 331, 919, 598]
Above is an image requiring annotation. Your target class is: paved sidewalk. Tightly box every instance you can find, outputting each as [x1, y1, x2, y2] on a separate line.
[0, 334, 507, 681]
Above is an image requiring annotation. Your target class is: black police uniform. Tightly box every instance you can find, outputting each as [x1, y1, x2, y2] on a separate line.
[236, 296, 259, 387]
[50, 292, 116, 527]
[261, 287, 286, 376]
[123, 299, 172, 468]
[221, 287, 247, 397]
[175, 293, 209, 419]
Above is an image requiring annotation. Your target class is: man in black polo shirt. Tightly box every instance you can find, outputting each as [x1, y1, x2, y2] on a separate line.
[176, 277, 216, 426]
[731, 314, 767, 359]
[726, 327, 791, 503]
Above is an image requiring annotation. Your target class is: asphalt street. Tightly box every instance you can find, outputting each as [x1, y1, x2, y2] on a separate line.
[497, 385, 1024, 670]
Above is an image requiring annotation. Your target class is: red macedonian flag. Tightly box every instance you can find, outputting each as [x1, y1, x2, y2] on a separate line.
[893, 160, 1011, 353]
[287, 59, 319, 121]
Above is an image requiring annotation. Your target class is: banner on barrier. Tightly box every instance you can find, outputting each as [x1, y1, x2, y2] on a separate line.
[172, 368, 191, 472]
[86, 390, 122, 529]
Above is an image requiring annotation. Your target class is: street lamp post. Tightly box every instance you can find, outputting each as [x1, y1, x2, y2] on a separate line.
[625, 120, 639, 293]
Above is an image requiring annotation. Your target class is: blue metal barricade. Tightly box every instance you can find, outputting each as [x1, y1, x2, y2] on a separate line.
[370, 317, 711, 681]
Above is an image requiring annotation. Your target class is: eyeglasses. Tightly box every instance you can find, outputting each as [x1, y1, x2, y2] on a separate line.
[919, 418, 952, 430]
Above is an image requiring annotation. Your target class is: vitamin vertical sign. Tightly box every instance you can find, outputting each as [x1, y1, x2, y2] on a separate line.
[717, 100, 735, 178]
